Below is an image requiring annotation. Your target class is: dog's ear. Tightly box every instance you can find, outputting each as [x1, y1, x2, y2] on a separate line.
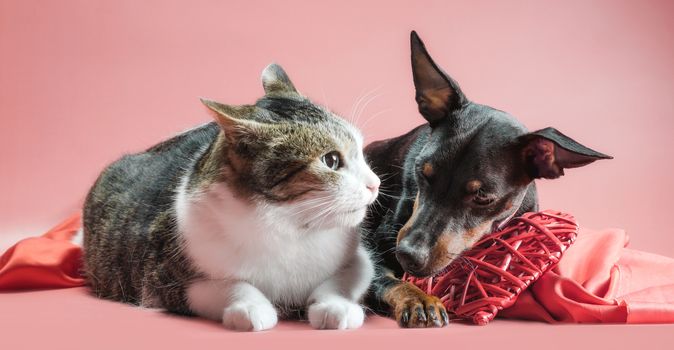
[411, 31, 466, 125]
[518, 127, 612, 179]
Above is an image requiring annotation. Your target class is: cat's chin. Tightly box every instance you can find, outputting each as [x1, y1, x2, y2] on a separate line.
[304, 207, 367, 231]
[339, 206, 368, 227]
[343, 207, 366, 215]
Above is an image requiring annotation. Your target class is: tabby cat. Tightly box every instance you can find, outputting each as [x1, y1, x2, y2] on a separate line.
[82, 64, 380, 331]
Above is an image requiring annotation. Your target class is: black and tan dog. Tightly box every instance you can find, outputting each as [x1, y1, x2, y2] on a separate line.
[363, 31, 612, 327]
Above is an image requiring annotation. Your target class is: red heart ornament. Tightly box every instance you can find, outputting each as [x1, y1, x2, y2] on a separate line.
[403, 210, 578, 325]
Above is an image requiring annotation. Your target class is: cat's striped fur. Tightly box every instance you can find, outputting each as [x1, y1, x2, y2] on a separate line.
[83, 64, 380, 331]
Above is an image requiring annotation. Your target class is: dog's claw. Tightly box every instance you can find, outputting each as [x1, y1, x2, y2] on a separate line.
[440, 308, 449, 325]
[390, 282, 449, 328]
[415, 306, 426, 323]
[400, 309, 410, 327]
[427, 304, 442, 327]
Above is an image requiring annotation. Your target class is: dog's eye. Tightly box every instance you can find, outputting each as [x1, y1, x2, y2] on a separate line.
[321, 151, 342, 170]
[473, 191, 496, 207]
[418, 170, 432, 186]
[419, 170, 430, 183]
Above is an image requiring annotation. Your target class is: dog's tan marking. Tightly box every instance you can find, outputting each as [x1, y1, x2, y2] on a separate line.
[466, 179, 482, 193]
[427, 233, 454, 273]
[427, 222, 490, 275]
[422, 162, 434, 178]
[462, 221, 492, 243]
[397, 192, 420, 243]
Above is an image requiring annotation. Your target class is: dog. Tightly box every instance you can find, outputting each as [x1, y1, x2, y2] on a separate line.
[362, 31, 612, 327]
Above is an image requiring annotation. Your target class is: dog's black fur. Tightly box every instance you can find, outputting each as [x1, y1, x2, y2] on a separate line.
[362, 31, 612, 327]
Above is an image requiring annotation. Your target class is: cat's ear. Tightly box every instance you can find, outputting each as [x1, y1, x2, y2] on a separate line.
[200, 98, 264, 136]
[261, 63, 298, 95]
[411, 31, 467, 125]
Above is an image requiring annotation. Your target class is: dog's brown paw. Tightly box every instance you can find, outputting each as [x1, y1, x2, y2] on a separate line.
[385, 282, 449, 328]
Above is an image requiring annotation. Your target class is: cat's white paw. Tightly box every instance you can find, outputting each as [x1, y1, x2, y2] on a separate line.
[222, 302, 278, 332]
[308, 297, 364, 330]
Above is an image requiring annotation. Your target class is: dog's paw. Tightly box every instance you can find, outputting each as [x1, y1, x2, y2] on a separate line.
[387, 282, 449, 328]
[222, 302, 278, 332]
[308, 297, 365, 330]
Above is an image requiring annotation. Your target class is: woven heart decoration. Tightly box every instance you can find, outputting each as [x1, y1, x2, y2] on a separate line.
[403, 210, 578, 325]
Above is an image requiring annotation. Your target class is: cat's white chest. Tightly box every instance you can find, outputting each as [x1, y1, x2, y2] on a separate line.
[175, 181, 354, 306]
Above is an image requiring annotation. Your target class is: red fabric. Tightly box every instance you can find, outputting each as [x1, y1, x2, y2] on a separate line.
[0, 213, 84, 289]
[2, 213, 674, 324]
[500, 228, 674, 323]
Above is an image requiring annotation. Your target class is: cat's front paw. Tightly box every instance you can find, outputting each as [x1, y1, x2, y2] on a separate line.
[222, 302, 278, 332]
[308, 297, 365, 330]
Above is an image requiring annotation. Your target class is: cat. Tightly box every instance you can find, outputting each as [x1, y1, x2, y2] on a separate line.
[82, 64, 380, 331]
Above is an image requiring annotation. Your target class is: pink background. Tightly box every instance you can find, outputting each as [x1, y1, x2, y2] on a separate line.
[1, 0, 674, 347]
[2, 0, 674, 257]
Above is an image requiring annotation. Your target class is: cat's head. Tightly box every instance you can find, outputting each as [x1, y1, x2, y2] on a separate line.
[201, 64, 380, 230]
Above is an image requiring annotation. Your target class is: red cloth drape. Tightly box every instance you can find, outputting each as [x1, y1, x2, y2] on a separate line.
[500, 227, 674, 323]
[2, 214, 674, 323]
[0, 213, 84, 289]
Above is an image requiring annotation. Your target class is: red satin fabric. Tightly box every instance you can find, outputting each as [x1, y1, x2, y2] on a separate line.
[2, 214, 674, 323]
[0, 213, 84, 289]
[500, 227, 674, 323]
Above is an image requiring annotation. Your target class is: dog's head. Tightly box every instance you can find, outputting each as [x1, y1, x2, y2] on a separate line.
[395, 31, 612, 277]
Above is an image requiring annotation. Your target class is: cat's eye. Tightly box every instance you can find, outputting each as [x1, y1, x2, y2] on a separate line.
[321, 151, 342, 170]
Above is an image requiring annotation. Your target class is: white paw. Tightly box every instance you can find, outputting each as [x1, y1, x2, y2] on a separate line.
[222, 302, 278, 332]
[308, 297, 365, 330]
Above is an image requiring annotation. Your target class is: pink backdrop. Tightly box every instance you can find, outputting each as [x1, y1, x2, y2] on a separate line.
[1, 1, 673, 257]
[2, 1, 674, 348]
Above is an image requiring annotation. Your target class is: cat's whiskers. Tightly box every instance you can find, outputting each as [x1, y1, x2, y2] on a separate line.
[310, 203, 338, 232]
[375, 172, 399, 183]
[376, 183, 412, 200]
[300, 195, 340, 225]
[288, 197, 336, 219]
[374, 197, 389, 211]
[379, 245, 399, 257]
[309, 192, 361, 231]
[348, 86, 375, 123]
[376, 184, 397, 193]
[352, 89, 384, 129]
[290, 194, 335, 208]
[369, 166, 400, 184]
[295, 194, 334, 204]
[377, 192, 407, 201]
[360, 108, 392, 130]
[348, 85, 382, 126]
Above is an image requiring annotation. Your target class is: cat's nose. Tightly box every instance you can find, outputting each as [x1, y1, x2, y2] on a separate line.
[366, 177, 380, 194]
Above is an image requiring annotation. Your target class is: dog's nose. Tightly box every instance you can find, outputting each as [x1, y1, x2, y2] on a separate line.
[395, 244, 428, 275]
